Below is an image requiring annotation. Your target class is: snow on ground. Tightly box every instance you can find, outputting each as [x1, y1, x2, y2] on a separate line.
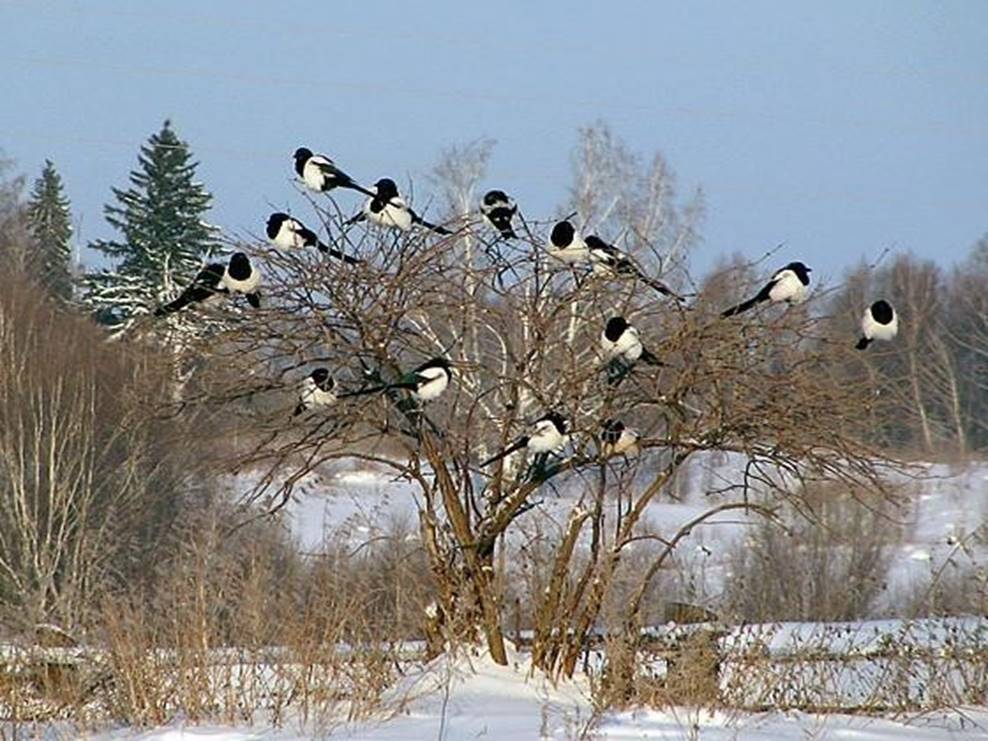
[92, 646, 988, 739]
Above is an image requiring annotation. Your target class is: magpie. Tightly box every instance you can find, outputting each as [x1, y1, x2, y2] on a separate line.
[154, 252, 261, 315]
[222, 252, 262, 309]
[856, 299, 898, 350]
[601, 316, 661, 365]
[600, 419, 641, 458]
[345, 178, 452, 235]
[721, 261, 812, 317]
[341, 357, 452, 401]
[293, 368, 337, 416]
[480, 190, 517, 239]
[266, 213, 360, 264]
[293, 147, 375, 197]
[586, 235, 684, 301]
[547, 220, 589, 264]
[479, 411, 568, 467]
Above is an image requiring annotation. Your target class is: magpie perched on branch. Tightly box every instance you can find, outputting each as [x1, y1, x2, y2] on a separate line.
[600, 419, 641, 458]
[293, 147, 375, 197]
[856, 299, 898, 350]
[721, 261, 811, 317]
[339, 357, 452, 401]
[601, 316, 662, 366]
[266, 213, 360, 263]
[293, 368, 337, 416]
[480, 411, 568, 468]
[480, 190, 517, 239]
[586, 235, 684, 301]
[547, 220, 589, 264]
[345, 178, 452, 235]
[154, 252, 261, 315]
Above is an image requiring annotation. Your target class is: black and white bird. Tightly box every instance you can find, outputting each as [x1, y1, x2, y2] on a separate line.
[856, 299, 898, 350]
[601, 316, 661, 366]
[586, 236, 684, 301]
[346, 178, 452, 235]
[480, 190, 517, 239]
[222, 252, 262, 308]
[154, 252, 260, 316]
[266, 213, 360, 263]
[600, 419, 641, 458]
[479, 411, 569, 467]
[293, 147, 374, 197]
[342, 357, 452, 402]
[293, 368, 337, 416]
[547, 220, 589, 264]
[721, 261, 812, 318]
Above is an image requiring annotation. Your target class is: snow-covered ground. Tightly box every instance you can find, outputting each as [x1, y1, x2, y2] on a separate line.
[92, 645, 988, 740]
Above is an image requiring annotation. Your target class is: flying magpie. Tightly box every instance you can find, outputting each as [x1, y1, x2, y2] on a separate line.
[856, 299, 898, 350]
[154, 252, 260, 315]
[480, 190, 517, 239]
[293, 147, 375, 197]
[266, 213, 360, 263]
[293, 368, 337, 416]
[547, 220, 589, 264]
[721, 261, 812, 317]
[345, 178, 452, 235]
[600, 419, 641, 458]
[479, 411, 568, 467]
[586, 235, 684, 301]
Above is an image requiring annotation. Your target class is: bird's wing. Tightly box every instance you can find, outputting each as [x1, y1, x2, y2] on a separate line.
[155, 264, 226, 315]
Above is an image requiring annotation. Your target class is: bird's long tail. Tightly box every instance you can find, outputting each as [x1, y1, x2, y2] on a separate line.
[342, 181, 378, 199]
[642, 274, 685, 302]
[480, 438, 528, 468]
[316, 241, 362, 264]
[640, 348, 665, 367]
[721, 295, 761, 318]
[855, 336, 872, 350]
[154, 295, 191, 317]
[414, 215, 453, 236]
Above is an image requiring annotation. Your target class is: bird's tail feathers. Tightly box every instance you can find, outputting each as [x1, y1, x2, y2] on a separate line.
[640, 348, 664, 367]
[480, 438, 528, 468]
[721, 295, 761, 318]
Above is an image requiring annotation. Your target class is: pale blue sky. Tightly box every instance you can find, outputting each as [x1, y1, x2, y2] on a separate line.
[1, 1, 986, 282]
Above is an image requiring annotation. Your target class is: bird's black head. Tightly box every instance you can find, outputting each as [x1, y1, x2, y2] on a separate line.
[550, 220, 575, 247]
[483, 189, 509, 206]
[604, 316, 629, 341]
[266, 212, 289, 239]
[294, 147, 312, 163]
[601, 418, 625, 443]
[420, 356, 451, 373]
[871, 299, 895, 324]
[543, 410, 567, 434]
[784, 261, 812, 283]
[374, 178, 399, 200]
[311, 367, 333, 389]
[228, 252, 252, 277]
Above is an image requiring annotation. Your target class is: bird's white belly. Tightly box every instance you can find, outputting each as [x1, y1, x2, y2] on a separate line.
[413, 372, 448, 401]
[769, 273, 806, 304]
[549, 246, 589, 265]
[223, 271, 260, 294]
[862, 312, 898, 341]
[368, 203, 413, 231]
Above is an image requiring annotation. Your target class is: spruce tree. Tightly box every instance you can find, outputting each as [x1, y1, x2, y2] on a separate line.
[26, 160, 74, 301]
[84, 120, 220, 329]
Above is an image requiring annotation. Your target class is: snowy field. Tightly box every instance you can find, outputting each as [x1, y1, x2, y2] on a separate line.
[91, 646, 988, 739]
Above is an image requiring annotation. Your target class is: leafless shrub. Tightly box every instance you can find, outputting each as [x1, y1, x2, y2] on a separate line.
[720, 483, 900, 622]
